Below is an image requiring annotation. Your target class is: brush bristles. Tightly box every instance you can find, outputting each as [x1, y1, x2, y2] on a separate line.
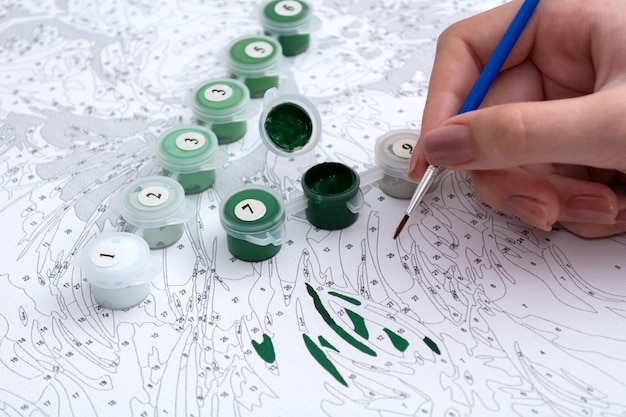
[393, 215, 409, 240]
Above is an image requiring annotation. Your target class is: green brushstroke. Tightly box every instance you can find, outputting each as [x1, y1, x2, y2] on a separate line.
[423, 336, 441, 355]
[383, 328, 410, 353]
[251, 333, 276, 363]
[305, 283, 376, 357]
[318, 336, 340, 352]
[345, 308, 369, 339]
[328, 291, 361, 306]
[303, 334, 347, 387]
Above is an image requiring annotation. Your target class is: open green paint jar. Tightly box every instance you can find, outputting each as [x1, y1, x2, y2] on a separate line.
[374, 129, 419, 199]
[119, 176, 194, 249]
[220, 186, 285, 262]
[259, 87, 321, 157]
[77, 232, 161, 310]
[191, 79, 258, 144]
[261, 0, 318, 57]
[155, 126, 227, 194]
[226, 35, 283, 98]
[301, 162, 363, 230]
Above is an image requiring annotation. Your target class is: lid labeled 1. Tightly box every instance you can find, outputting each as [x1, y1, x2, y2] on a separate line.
[375, 129, 420, 181]
[192, 79, 256, 123]
[155, 126, 227, 173]
[119, 176, 193, 229]
[78, 232, 157, 288]
[258, 87, 321, 156]
[220, 185, 286, 245]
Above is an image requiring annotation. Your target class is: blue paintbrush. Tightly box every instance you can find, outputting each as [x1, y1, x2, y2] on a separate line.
[393, 0, 540, 239]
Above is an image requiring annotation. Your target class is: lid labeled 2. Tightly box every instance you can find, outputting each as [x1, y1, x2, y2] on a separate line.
[119, 176, 193, 228]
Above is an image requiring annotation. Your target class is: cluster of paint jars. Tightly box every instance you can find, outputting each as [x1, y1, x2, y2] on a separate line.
[76, 0, 421, 309]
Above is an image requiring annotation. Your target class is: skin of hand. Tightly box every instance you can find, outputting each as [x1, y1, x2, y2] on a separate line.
[408, 0, 626, 238]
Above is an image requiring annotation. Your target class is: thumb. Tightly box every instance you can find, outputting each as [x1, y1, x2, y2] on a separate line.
[420, 87, 626, 171]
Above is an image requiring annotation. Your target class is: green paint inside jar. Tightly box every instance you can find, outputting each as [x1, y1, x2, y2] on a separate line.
[273, 33, 310, 57]
[157, 127, 220, 194]
[264, 102, 313, 153]
[262, 0, 312, 56]
[302, 162, 360, 230]
[240, 74, 280, 99]
[129, 223, 184, 249]
[161, 168, 215, 195]
[220, 187, 285, 262]
[228, 37, 281, 98]
[198, 120, 248, 145]
[226, 235, 281, 262]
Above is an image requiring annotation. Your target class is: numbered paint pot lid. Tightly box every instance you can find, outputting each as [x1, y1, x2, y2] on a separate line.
[155, 126, 227, 173]
[375, 129, 419, 181]
[220, 185, 286, 242]
[258, 87, 321, 156]
[192, 79, 256, 123]
[78, 232, 159, 289]
[226, 35, 283, 76]
[119, 176, 193, 228]
[261, 0, 313, 33]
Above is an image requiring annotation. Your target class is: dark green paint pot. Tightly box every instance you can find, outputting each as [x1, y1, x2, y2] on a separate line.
[155, 126, 226, 194]
[262, 0, 314, 56]
[302, 162, 363, 230]
[226, 35, 283, 98]
[220, 186, 286, 262]
[259, 88, 321, 156]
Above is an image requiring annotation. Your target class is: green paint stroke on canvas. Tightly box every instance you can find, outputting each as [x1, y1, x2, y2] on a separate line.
[318, 335, 339, 352]
[305, 283, 376, 357]
[303, 333, 347, 387]
[423, 336, 441, 355]
[383, 328, 409, 352]
[345, 308, 369, 339]
[251, 333, 276, 363]
[328, 291, 361, 306]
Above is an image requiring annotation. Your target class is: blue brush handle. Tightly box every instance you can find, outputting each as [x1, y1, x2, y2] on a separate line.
[459, 0, 540, 114]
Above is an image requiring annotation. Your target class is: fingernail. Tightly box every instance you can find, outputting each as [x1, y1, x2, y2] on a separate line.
[506, 195, 552, 231]
[423, 124, 473, 166]
[564, 195, 615, 224]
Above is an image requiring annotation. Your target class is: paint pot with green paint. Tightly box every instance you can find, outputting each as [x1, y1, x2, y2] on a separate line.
[301, 162, 363, 230]
[259, 87, 321, 157]
[261, 0, 320, 57]
[76, 232, 161, 310]
[119, 176, 194, 249]
[155, 126, 227, 194]
[219, 185, 286, 262]
[374, 129, 419, 199]
[191, 79, 259, 144]
[226, 35, 284, 98]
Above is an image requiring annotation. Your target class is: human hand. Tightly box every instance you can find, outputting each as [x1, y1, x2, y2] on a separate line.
[408, 0, 626, 238]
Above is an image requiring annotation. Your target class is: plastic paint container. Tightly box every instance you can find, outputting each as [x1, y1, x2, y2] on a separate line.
[259, 87, 321, 157]
[220, 186, 286, 262]
[226, 35, 283, 98]
[78, 232, 160, 310]
[261, 0, 315, 56]
[119, 176, 193, 249]
[375, 129, 419, 199]
[301, 162, 363, 230]
[155, 126, 227, 194]
[191, 79, 258, 144]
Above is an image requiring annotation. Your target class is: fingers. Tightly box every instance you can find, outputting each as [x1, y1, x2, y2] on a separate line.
[470, 168, 626, 237]
[419, 87, 626, 172]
